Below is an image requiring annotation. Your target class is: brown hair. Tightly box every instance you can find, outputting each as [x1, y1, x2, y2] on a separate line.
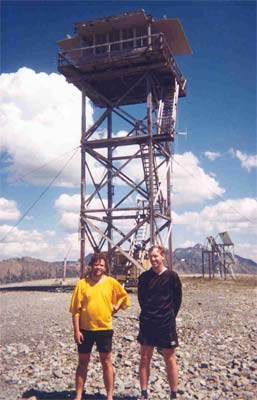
[89, 252, 107, 267]
[148, 245, 166, 256]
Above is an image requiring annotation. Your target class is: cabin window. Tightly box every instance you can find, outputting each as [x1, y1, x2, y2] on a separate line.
[122, 28, 134, 49]
[136, 26, 147, 47]
[81, 35, 93, 56]
[83, 35, 93, 47]
[95, 32, 107, 54]
[109, 30, 120, 51]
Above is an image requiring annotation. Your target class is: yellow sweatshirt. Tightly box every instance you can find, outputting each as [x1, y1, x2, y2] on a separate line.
[70, 276, 131, 330]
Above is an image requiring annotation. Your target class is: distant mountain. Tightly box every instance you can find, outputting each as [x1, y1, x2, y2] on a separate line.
[0, 257, 80, 284]
[173, 244, 257, 275]
[0, 245, 256, 284]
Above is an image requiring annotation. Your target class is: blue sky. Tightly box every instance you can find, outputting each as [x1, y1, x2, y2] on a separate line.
[1, 0, 256, 262]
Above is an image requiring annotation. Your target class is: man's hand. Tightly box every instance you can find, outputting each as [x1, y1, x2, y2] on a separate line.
[112, 304, 119, 315]
[74, 330, 84, 345]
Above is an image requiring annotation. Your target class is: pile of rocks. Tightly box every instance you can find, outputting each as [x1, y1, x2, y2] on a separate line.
[0, 276, 256, 399]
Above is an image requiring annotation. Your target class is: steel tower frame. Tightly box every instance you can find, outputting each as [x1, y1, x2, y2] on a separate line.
[79, 74, 177, 275]
[57, 10, 191, 276]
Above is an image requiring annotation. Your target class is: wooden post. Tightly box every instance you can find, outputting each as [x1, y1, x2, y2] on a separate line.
[209, 252, 212, 279]
[223, 245, 227, 280]
[202, 251, 205, 279]
[147, 74, 154, 245]
[107, 111, 113, 272]
[147, 17, 152, 50]
[80, 88, 86, 278]
[167, 158, 173, 269]
[63, 257, 67, 282]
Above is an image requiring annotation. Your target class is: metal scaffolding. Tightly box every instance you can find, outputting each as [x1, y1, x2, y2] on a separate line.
[57, 10, 191, 277]
[202, 232, 236, 280]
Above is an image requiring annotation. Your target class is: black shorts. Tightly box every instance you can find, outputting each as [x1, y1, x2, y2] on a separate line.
[78, 330, 113, 354]
[137, 323, 178, 349]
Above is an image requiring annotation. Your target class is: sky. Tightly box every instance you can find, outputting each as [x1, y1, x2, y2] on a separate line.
[0, 0, 256, 263]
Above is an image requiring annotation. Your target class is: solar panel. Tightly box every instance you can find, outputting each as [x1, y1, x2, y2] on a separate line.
[219, 231, 233, 245]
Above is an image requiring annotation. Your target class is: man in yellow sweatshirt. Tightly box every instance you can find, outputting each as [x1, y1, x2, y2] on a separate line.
[70, 252, 131, 400]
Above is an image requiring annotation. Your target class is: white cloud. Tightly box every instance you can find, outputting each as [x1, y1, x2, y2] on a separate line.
[53, 232, 81, 261]
[55, 193, 109, 232]
[174, 198, 257, 234]
[54, 192, 137, 249]
[229, 148, 257, 171]
[0, 67, 94, 187]
[173, 198, 257, 261]
[0, 224, 56, 260]
[55, 194, 80, 232]
[58, 212, 80, 232]
[177, 240, 197, 249]
[173, 198, 257, 245]
[0, 223, 82, 261]
[235, 243, 257, 263]
[172, 152, 225, 207]
[55, 193, 80, 212]
[0, 198, 20, 221]
[204, 151, 221, 161]
[113, 150, 225, 207]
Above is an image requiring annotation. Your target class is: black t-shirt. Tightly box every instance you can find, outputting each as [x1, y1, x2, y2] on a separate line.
[138, 268, 182, 331]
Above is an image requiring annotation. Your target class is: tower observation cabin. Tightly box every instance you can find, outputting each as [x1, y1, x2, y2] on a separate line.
[57, 9, 192, 279]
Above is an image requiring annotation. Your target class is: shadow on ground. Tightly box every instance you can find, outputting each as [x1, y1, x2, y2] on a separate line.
[22, 389, 138, 400]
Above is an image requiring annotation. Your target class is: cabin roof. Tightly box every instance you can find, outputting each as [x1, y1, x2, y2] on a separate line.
[75, 9, 148, 34]
[58, 9, 192, 56]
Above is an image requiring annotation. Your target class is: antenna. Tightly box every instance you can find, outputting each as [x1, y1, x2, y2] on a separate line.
[177, 129, 188, 136]
[176, 128, 188, 153]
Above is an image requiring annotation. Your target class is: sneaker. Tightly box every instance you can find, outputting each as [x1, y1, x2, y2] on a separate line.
[138, 390, 149, 400]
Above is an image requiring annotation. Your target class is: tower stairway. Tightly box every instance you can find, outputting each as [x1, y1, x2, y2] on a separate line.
[158, 80, 179, 138]
[124, 200, 148, 284]
[140, 145, 163, 212]
[139, 80, 179, 213]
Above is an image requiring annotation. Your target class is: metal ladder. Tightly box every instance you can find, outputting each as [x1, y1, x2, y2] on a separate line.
[125, 200, 149, 282]
[140, 145, 163, 211]
[158, 80, 179, 138]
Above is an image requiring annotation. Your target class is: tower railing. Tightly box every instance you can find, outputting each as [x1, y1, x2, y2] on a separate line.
[58, 33, 185, 90]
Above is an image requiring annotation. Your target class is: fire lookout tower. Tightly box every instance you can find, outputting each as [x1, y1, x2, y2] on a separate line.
[57, 10, 192, 278]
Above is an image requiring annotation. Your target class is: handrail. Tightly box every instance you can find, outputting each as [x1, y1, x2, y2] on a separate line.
[58, 33, 185, 87]
[59, 33, 159, 55]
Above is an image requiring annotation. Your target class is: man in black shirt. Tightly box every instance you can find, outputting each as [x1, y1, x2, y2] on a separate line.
[137, 245, 182, 400]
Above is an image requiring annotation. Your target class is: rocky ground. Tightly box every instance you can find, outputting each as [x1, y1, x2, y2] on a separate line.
[0, 275, 256, 400]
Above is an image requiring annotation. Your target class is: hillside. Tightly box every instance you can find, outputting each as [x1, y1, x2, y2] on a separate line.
[173, 244, 257, 275]
[0, 257, 80, 284]
[0, 244, 256, 284]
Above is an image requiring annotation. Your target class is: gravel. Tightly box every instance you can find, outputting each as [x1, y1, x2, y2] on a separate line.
[0, 275, 257, 400]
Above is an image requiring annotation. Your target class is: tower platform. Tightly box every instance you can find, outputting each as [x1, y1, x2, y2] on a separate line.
[57, 10, 192, 107]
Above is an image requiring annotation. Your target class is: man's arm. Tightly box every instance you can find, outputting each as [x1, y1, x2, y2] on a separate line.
[72, 314, 84, 344]
[112, 278, 131, 313]
[173, 273, 182, 316]
[137, 274, 146, 310]
[112, 304, 120, 315]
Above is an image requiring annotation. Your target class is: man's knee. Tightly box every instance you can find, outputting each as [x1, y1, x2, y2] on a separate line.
[100, 352, 112, 367]
[140, 346, 153, 366]
[78, 353, 91, 366]
[163, 348, 176, 362]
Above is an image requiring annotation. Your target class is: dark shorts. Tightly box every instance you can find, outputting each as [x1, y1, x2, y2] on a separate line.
[137, 323, 178, 349]
[78, 330, 113, 354]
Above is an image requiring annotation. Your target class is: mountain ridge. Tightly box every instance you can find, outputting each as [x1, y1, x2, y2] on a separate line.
[0, 244, 256, 284]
